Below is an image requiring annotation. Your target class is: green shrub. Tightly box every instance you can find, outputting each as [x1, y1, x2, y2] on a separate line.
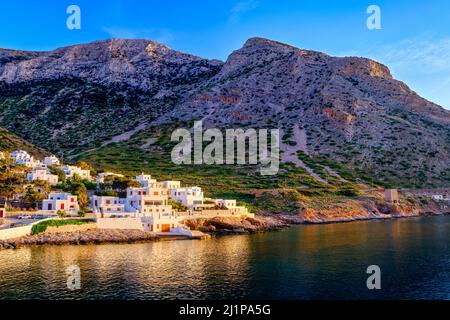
[31, 219, 93, 235]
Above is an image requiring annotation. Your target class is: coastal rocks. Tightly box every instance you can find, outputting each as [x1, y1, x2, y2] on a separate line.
[0, 241, 18, 250]
[8, 229, 157, 247]
[185, 216, 289, 234]
[295, 197, 422, 224]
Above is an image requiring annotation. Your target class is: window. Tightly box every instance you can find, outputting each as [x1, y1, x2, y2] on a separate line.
[153, 191, 159, 196]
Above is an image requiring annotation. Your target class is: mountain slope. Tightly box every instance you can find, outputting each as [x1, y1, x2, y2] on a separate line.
[1, 37, 450, 188]
[0, 39, 222, 153]
[0, 126, 48, 158]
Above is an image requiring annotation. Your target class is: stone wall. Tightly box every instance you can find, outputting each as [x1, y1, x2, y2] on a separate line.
[97, 218, 145, 231]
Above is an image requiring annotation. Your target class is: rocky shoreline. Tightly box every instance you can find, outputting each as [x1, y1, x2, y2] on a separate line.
[0, 229, 162, 250]
[1, 204, 449, 250]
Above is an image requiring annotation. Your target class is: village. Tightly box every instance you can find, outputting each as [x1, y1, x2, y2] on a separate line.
[0, 150, 253, 240]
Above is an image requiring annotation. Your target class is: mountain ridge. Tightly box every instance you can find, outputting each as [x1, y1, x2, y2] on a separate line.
[0, 37, 449, 188]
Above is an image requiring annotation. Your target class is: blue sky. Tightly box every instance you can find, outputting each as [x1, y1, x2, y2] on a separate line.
[1, 0, 449, 108]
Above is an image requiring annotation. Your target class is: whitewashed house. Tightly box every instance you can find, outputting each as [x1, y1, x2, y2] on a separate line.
[431, 194, 445, 200]
[162, 180, 181, 190]
[26, 169, 59, 185]
[93, 185, 179, 233]
[10, 150, 31, 162]
[136, 173, 157, 187]
[214, 199, 237, 208]
[0, 151, 5, 160]
[42, 192, 79, 215]
[125, 186, 172, 215]
[10, 150, 41, 168]
[213, 198, 249, 215]
[61, 165, 91, 180]
[44, 155, 60, 166]
[170, 187, 204, 209]
[92, 174, 253, 233]
[91, 195, 127, 217]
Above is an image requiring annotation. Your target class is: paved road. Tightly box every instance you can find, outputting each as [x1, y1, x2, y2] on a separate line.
[0, 218, 43, 230]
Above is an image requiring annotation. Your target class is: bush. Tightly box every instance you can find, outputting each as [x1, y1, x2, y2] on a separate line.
[57, 210, 67, 218]
[31, 219, 93, 235]
[336, 186, 360, 197]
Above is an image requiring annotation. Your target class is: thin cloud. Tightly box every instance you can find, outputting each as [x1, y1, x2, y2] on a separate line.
[341, 36, 450, 75]
[229, 0, 259, 22]
[102, 27, 174, 44]
[339, 36, 450, 108]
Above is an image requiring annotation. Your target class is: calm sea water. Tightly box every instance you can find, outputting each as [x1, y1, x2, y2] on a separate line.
[0, 216, 449, 300]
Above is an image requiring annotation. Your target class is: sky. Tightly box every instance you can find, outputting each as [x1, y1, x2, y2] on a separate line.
[1, 0, 449, 108]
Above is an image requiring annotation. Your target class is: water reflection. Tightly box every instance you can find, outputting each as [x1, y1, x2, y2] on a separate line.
[0, 216, 449, 299]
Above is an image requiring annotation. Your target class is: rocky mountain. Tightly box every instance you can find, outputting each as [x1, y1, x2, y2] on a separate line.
[1, 37, 449, 188]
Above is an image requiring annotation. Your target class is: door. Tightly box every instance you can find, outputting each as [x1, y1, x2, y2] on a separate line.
[161, 224, 171, 232]
[48, 203, 52, 210]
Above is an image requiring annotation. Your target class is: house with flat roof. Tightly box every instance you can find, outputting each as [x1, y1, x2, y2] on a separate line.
[43, 155, 60, 166]
[42, 192, 79, 215]
[27, 169, 59, 185]
[61, 165, 91, 180]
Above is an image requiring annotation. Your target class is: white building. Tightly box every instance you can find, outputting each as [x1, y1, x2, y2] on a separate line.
[162, 180, 181, 190]
[170, 187, 204, 209]
[44, 155, 60, 166]
[42, 192, 80, 215]
[91, 174, 252, 233]
[61, 165, 91, 180]
[0, 151, 4, 160]
[26, 169, 59, 185]
[431, 194, 445, 200]
[214, 199, 237, 208]
[125, 186, 172, 215]
[213, 198, 249, 215]
[10, 150, 31, 162]
[10, 150, 42, 168]
[91, 195, 126, 217]
[136, 173, 157, 187]
[92, 185, 177, 232]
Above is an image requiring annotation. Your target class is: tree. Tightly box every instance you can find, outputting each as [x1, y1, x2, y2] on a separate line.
[75, 161, 96, 175]
[62, 177, 89, 210]
[32, 179, 51, 194]
[72, 182, 89, 210]
[48, 165, 65, 182]
[168, 199, 189, 212]
[57, 210, 67, 219]
[23, 186, 44, 203]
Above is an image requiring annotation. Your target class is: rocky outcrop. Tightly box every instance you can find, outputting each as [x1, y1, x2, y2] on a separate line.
[293, 197, 449, 224]
[5, 229, 157, 248]
[185, 216, 289, 234]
